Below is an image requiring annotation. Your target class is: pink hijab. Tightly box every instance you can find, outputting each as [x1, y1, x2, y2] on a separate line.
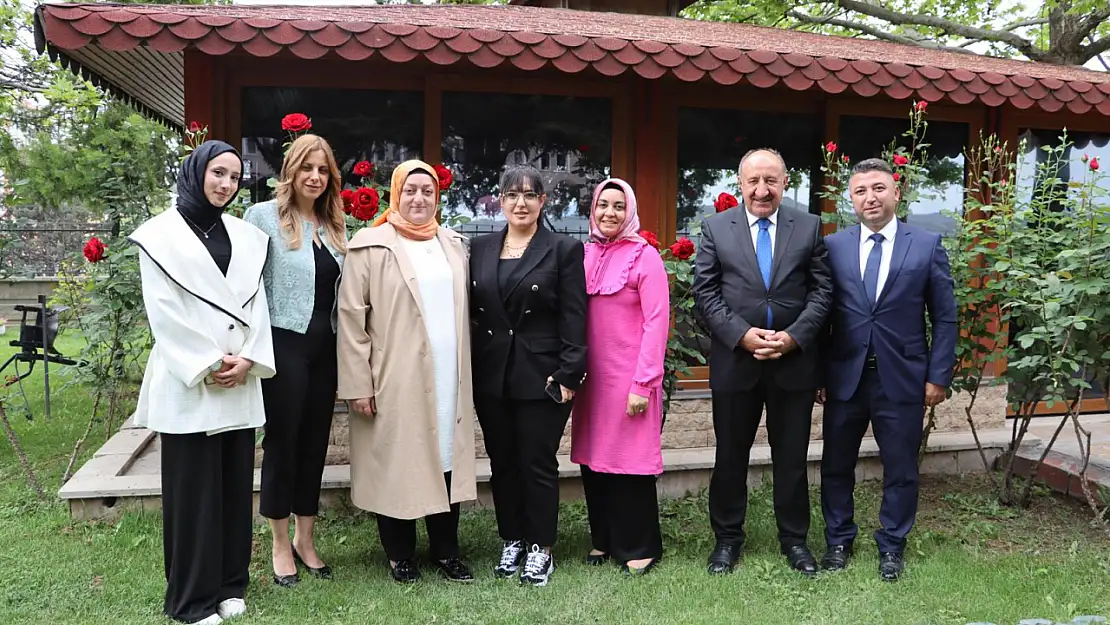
[584, 178, 649, 295]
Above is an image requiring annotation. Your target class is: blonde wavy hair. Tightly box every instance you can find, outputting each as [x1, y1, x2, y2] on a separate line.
[274, 134, 347, 254]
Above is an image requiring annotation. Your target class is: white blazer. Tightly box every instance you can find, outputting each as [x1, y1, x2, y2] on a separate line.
[129, 209, 277, 436]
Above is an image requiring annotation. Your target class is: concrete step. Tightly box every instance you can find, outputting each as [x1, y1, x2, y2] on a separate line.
[60, 425, 1017, 521]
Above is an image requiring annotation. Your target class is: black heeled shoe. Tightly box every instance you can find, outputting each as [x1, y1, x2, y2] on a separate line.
[272, 571, 300, 588]
[293, 547, 333, 580]
[585, 552, 611, 566]
[621, 558, 659, 576]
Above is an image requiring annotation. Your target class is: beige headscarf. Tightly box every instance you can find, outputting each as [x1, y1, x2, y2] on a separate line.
[371, 159, 440, 241]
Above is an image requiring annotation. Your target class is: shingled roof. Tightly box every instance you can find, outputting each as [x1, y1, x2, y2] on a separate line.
[34, 2, 1110, 127]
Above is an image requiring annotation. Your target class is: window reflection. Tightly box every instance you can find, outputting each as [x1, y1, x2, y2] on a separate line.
[676, 107, 821, 247]
[441, 92, 612, 241]
[837, 116, 968, 236]
[1016, 129, 1110, 209]
[239, 87, 424, 204]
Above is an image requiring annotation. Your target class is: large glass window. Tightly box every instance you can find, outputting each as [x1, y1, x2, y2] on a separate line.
[675, 107, 822, 367]
[676, 107, 822, 247]
[1016, 129, 1110, 208]
[441, 92, 612, 241]
[239, 87, 424, 204]
[837, 116, 968, 236]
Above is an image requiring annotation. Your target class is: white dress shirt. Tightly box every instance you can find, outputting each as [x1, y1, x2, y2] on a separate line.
[859, 218, 899, 301]
[746, 209, 778, 256]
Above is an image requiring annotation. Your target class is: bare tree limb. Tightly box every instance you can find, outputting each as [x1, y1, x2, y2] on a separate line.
[811, 0, 1048, 61]
[1081, 37, 1110, 61]
[1077, 5, 1110, 44]
[787, 9, 978, 53]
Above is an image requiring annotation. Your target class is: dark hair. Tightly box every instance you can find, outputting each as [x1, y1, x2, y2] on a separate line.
[600, 181, 623, 193]
[405, 167, 436, 183]
[851, 158, 894, 176]
[499, 165, 546, 195]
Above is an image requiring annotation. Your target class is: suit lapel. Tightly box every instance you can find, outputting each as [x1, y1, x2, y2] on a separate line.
[874, 220, 912, 310]
[130, 210, 251, 325]
[504, 225, 553, 301]
[479, 229, 512, 327]
[769, 210, 795, 289]
[728, 210, 762, 288]
[846, 225, 871, 310]
[382, 226, 426, 319]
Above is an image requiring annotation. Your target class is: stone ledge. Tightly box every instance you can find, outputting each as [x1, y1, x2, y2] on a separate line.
[58, 427, 1019, 502]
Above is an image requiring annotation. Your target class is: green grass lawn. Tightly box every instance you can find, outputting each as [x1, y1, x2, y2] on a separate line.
[1, 332, 1109, 625]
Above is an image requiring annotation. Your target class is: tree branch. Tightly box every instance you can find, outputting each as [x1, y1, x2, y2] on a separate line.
[1081, 36, 1110, 61]
[787, 9, 977, 53]
[813, 0, 1048, 61]
[1077, 5, 1110, 43]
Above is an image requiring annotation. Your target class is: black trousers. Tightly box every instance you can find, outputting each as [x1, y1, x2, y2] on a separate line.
[376, 473, 460, 562]
[161, 429, 254, 624]
[259, 313, 337, 519]
[581, 466, 662, 563]
[709, 377, 814, 549]
[475, 393, 571, 547]
[821, 368, 924, 554]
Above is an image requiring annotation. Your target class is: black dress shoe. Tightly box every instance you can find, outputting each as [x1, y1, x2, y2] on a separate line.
[783, 545, 818, 576]
[585, 552, 611, 566]
[293, 547, 333, 580]
[390, 559, 421, 584]
[878, 552, 904, 581]
[706, 543, 741, 575]
[434, 558, 475, 583]
[820, 545, 852, 571]
[272, 571, 300, 588]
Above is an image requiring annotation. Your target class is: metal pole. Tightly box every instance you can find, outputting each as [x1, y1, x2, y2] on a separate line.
[39, 294, 50, 421]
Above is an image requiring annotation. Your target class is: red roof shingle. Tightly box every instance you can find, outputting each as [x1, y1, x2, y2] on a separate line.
[35, 2, 1110, 116]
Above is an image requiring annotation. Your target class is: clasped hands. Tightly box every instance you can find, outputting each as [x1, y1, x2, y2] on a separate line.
[740, 327, 796, 361]
[210, 355, 252, 388]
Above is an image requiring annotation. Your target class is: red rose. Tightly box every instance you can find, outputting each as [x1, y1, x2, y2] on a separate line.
[1082, 153, 1089, 163]
[433, 164, 453, 191]
[578, 144, 592, 153]
[893, 173, 902, 182]
[351, 187, 380, 221]
[1091, 157, 1100, 171]
[999, 178, 1008, 187]
[281, 113, 312, 133]
[340, 188, 356, 215]
[83, 237, 106, 263]
[892, 154, 909, 167]
[669, 237, 695, 261]
[353, 161, 373, 178]
[713, 192, 739, 213]
[188, 121, 201, 133]
[825, 142, 837, 153]
[639, 229, 660, 249]
[841, 154, 850, 163]
[994, 146, 1003, 155]
[915, 100, 928, 111]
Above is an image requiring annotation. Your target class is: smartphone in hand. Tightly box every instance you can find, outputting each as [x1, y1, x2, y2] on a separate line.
[544, 379, 564, 404]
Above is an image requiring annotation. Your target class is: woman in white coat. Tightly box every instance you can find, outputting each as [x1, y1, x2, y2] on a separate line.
[129, 140, 276, 625]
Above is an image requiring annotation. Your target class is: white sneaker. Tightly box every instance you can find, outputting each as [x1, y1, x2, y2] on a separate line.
[194, 615, 223, 625]
[217, 598, 246, 619]
[519, 544, 554, 587]
[495, 540, 525, 578]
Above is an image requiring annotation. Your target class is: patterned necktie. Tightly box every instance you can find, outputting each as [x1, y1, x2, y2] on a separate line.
[756, 218, 773, 327]
[863, 232, 884, 305]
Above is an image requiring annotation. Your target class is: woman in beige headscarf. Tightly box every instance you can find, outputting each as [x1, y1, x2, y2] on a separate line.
[337, 160, 477, 584]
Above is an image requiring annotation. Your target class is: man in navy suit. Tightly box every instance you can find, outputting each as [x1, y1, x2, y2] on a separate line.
[817, 158, 957, 581]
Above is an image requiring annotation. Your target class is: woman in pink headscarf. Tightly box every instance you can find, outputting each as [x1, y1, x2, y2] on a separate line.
[571, 178, 670, 575]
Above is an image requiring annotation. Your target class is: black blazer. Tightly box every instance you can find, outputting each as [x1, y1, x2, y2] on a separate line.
[469, 225, 587, 400]
[691, 205, 833, 392]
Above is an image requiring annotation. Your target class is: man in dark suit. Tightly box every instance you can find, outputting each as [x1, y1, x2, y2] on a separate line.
[692, 148, 832, 576]
[817, 158, 957, 582]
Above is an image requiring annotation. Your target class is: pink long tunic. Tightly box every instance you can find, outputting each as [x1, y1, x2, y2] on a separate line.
[571, 244, 670, 475]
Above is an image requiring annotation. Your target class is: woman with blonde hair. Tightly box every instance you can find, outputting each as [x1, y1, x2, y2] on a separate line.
[338, 160, 477, 584]
[244, 134, 347, 587]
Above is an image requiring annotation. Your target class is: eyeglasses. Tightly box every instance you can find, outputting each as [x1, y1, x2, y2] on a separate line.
[502, 191, 541, 203]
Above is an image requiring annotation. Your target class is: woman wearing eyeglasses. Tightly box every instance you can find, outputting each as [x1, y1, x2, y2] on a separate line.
[469, 165, 587, 587]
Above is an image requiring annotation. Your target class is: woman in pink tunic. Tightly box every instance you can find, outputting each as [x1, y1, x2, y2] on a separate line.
[571, 178, 670, 575]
